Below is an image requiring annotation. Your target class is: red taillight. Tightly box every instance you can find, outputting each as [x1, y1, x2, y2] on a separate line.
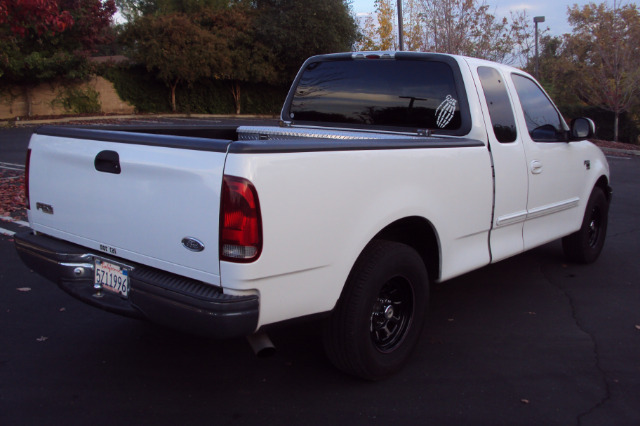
[220, 175, 262, 262]
[25, 148, 31, 210]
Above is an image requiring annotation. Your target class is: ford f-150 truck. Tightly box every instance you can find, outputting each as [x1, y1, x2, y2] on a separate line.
[15, 52, 611, 379]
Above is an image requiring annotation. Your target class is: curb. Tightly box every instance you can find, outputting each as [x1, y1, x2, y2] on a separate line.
[599, 147, 640, 156]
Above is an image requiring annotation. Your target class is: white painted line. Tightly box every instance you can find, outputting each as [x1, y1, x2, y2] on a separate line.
[0, 217, 29, 227]
[0, 166, 25, 172]
[0, 162, 25, 169]
[0, 227, 16, 236]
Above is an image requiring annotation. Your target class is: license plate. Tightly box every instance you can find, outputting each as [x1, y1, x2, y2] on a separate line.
[94, 258, 131, 298]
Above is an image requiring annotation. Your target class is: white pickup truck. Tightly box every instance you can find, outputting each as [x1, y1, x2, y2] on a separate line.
[15, 52, 611, 379]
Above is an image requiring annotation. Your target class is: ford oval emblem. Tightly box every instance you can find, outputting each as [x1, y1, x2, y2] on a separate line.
[182, 237, 205, 252]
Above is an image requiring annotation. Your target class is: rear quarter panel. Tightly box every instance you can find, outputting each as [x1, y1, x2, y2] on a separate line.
[221, 144, 494, 327]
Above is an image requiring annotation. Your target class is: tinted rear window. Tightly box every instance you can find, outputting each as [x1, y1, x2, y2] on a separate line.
[477, 66, 517, 143]
[286, 59, 467, 133]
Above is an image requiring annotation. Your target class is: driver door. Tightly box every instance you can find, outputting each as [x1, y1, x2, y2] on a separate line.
[508, 73, 587, 250]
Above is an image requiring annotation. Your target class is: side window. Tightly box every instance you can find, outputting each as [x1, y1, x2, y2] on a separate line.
[477, 67, 517, 143]
[511, 74, 566, 142]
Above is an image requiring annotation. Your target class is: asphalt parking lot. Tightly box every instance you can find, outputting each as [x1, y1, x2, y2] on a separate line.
[0, 120, 638, 425]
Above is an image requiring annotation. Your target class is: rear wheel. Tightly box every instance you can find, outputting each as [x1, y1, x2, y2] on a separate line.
[562, 186, 609, 263]
[323, 240, 429, 380]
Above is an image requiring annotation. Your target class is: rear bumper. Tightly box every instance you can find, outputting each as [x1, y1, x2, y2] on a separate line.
[14, 231, 259, 339]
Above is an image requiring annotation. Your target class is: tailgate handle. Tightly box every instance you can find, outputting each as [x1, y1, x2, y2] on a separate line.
[95, 151, 121, 174]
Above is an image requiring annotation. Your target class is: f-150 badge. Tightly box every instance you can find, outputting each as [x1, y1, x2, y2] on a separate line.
[36, 202, 54, 215]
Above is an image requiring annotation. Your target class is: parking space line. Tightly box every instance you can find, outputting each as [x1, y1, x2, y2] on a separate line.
[1, 217, 29, 227]
[0, 216, 29, 236]
[0, 227, 16, 236]
[0, 162, 25, 171]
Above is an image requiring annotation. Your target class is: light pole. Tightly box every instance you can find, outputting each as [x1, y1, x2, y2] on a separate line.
[397, 0, 404, 51]
[534, 16, 545, 78]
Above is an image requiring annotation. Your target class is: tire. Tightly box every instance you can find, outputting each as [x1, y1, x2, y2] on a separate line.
[323, 240, 429, 380]
[562, 186, 609, 264]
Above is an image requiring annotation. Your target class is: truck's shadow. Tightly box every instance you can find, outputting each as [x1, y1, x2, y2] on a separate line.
[84, 240, 569, 385]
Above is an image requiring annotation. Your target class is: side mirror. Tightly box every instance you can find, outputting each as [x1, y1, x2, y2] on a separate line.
[570, 117, 595, 141]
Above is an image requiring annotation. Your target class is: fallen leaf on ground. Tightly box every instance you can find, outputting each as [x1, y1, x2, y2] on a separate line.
[520, 399, 530, 404]
[0, 170, 27, 221]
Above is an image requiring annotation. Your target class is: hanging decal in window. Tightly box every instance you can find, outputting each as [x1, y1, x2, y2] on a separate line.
[435, 95, 457, 128]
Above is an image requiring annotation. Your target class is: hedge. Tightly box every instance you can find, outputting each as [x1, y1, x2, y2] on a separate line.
[100, 65, 287, 115]
[559, 104, 639, 144]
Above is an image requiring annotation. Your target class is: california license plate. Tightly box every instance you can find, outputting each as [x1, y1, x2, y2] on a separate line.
[94, 258, 131, 298]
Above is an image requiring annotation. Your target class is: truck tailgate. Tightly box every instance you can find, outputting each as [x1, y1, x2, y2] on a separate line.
[27, 128, 230, 285]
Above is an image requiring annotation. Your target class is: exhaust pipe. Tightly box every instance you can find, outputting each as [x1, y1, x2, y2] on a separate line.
[247, 332, 275, 358]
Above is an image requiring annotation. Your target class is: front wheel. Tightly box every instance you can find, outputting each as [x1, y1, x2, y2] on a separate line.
[323, 240, 429, 380]
[562, 186, 609, 264]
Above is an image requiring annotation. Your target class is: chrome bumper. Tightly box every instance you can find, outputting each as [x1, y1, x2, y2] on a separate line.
[14, 231, 259, 339]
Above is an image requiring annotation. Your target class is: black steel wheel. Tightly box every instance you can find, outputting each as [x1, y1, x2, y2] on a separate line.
[562, 186, 609, 264]
[370, 277, 414, 352]
[323, 240, 429, 380]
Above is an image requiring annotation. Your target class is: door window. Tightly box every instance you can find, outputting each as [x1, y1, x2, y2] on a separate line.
[511, 74, 567, 142]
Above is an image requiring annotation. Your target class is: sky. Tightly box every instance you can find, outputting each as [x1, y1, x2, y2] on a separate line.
[350, 0, 607, 36]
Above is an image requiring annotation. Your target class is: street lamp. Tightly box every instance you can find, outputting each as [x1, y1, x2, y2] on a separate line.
[397, 0, 404, 51]
[534, 16, 545, 78]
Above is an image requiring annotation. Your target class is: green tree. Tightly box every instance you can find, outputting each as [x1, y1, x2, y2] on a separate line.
[564, 1, 640, 142]
[197, 6, 277, 114]
[122, 4, 277, 114]
[155, 0, 228, 13]
[115, 0, 228, 22]
[254, 0, 359, 82]
[121, 13, 220, 112]
[527, 35, 580, 106]
[115, 0, 158, 21]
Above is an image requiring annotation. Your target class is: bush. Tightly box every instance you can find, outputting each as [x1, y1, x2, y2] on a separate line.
[240, 81, 288, 115]
[101, 65, 171, 113]
[57, 87, 102, 114]
[175, 79, 235, 114]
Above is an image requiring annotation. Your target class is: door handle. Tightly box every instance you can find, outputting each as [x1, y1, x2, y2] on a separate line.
[95, 150, 121, 174]
[530, 160, 543, 175]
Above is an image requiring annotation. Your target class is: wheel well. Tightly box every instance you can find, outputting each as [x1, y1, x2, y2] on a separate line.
[595, 175, 612, 202]
[373, 217, 440, 282]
